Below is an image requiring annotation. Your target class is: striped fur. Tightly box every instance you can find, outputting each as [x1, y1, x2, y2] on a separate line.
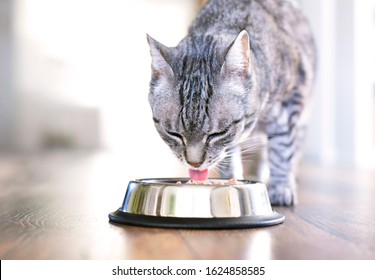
[147, 0, 316, 206]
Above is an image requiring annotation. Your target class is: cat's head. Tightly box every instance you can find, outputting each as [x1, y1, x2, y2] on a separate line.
[147, 30, 260, 172]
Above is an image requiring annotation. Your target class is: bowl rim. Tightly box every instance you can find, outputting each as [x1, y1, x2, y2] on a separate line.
[131, 178, 263, 187]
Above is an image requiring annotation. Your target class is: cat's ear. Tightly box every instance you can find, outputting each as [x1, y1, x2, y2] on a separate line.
[221, 30, 251, 79]
[147, 34, 174, 80]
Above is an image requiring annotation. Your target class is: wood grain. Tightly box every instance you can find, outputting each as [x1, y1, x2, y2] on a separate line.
[0, 152, 374, 259]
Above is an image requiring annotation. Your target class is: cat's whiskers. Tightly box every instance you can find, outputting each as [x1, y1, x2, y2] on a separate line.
[211, 163, 226, 175]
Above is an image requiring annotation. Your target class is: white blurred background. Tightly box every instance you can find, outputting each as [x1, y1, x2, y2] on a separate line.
[1, 0, 375, 180]
[0, 0, 200, 178]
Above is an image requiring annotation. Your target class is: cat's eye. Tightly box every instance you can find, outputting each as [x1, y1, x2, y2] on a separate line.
[166, 131, 184, 142]
[207, 129, 229, 143]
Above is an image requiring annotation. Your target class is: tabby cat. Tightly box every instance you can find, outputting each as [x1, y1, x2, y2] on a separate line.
[147, 0, 315, 206]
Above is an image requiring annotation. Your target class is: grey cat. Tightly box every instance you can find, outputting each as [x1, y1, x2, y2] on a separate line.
[147, 0, 315, 206]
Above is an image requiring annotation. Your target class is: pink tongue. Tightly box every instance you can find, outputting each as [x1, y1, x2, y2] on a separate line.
[189, 168, 209, 181]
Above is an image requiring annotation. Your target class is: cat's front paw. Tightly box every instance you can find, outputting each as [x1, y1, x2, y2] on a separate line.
[267, 183, 297, 206]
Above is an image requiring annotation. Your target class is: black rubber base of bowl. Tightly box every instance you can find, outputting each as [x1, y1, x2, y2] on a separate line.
[108, 210, 285, 229]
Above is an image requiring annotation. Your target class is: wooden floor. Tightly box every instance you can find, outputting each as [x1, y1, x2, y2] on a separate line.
[0, 151, 374, 260]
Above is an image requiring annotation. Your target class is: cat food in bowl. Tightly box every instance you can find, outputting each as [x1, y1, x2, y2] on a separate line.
[177, 178, 241, 185]
[109, 178, 284, 229]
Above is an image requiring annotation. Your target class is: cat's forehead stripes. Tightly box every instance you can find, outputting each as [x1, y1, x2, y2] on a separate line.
[175, 35, 222, 133]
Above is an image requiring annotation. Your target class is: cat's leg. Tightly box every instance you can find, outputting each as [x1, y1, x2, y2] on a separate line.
[266, 128, 299, 206]
[255, 145, 270, 183]
[240, 133, 270, 182]
[266, 96, 305, 206]
[218, 145, 244, 179]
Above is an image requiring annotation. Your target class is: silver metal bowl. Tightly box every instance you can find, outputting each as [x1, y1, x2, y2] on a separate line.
[109, 178, 284, 229]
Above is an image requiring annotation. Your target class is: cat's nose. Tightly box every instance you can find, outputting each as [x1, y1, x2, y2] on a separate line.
[187, 161, 203, 168]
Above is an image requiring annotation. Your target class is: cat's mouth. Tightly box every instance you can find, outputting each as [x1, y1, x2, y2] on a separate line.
[188, 168, 209, 181]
